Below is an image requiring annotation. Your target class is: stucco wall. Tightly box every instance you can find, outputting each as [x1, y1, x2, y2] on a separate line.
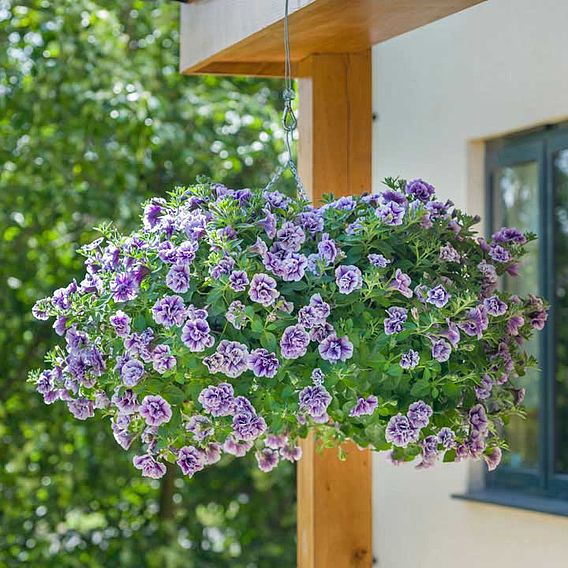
[371, 0, 568, 566]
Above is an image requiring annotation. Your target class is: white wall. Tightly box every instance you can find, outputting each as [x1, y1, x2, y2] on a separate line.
[372, 0, 568, 566]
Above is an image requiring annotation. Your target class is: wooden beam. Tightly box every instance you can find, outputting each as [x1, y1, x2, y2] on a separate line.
[297, 51, 373, 568]
[180, 0, 485, 77]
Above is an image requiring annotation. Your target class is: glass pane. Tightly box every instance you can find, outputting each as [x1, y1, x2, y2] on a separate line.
[495, 161, 541, 469]
[554, 148, 568, 474]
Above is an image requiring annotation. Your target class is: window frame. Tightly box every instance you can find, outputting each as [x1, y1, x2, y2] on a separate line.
[485, 124, 568, 500]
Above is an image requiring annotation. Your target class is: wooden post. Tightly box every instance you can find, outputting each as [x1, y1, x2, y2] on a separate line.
[296, 51, 373, 568]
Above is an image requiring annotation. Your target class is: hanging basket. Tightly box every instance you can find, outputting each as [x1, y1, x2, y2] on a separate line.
[30, 178, 547, 479]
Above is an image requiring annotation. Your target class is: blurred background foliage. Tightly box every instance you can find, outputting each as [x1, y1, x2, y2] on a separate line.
[0, 0, 296, 565]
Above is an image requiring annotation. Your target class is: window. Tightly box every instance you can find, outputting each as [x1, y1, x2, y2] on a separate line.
[486, 124, 568, 499]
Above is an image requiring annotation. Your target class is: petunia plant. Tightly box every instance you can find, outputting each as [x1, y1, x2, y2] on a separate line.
[29, 177, 548, 479]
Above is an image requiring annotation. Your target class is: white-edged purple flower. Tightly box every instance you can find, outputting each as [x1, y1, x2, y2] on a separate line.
[376, 200, 405, 225]
[229, 270, 249, 292]
[492, 227, 526, 245]
[475, 374, 493, 400]
[299, 384, 331, 421]
[388, 269, 413, 298]
[232, 410, 267, 442]
[437, 427, 455, 449]
[67, 398, 94, 420]
[507, 314, 525, 336]
[280, 325, 310, 360]
[484, 447, 503, 471]
[318, 334, 353, 363]
[276, 221, 305, 252]
[249, 273, 280, 306]
[335, 265, 363, 294]
[111, 272, 139, 302]
[217, 340, 250, 378]
[133, 454, 166, 479]
[198, 383, 234, 416]
[281, 253, 308, 282]
[186, 415, 214, 442]
[368, 253, 390, 268]
[280, 445, 303, 462]
[152, 295, 187, 327]
[427, 285, 450, 308]
[181, 319, 214, 352]
[458, 305, 489, 339]
[489, 244, 511, 263]
[110, 310, 131, 337]
[297, 210, 324, 235]
[406, 179, 435, 202]
[431, 338, 452, 362]
[177, 446, 204, 477]
[140, 395, 172, 427]
[152, 344, 176, 374]
[384, 307, 408, 335]
[318, 233, 339, 263]
[407, 400, 433, 429]
[120, 359, 145, 387]
[439, 243, 460, 263]
[385, 414, 419, 447]
[210, 256, 235, 279]
[442, 319, 461, 346]
[223, 434, 254, 457]
[256, 448, 279, 472]
[226, 300, 247, 330]
[349, 395, 378, 417]
[469, 404, 488, 433]
[400, 349, 420, 369]
[266, 433, 289, 449]
[166, 263, 190, 293]
[248, 348, 280, 378]
[484, 295, 508, 316]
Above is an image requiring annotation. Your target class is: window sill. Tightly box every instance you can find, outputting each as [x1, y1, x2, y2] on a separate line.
[452, 489, 568, 518]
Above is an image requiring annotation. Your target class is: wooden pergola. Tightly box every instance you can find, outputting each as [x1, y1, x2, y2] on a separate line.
[179, 1, 485, 566]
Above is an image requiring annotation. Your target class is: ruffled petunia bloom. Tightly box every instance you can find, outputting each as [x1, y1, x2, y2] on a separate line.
[198, 383, 234, 417]
[152, 295, 187, 327]
[280, 325, 310, 359]
[177, 446, 204, 477]
[111, 273, 139, 302]
[217, 340, 250, 378]
[181, 319, 214, 352]
[318, 233, 339, 263]
[384, 307, 408, 335]
[120, 359, 145, 387]
[484, 295, 508, 317]
[276, 222, 305, 252]
[248, 348, 280, 378]
[228, 270, 249, 292]
[349, 395, 378, 417]
[427, 284, 450, 308]
[256, 448, 280, 472]
[368, 253, 390, 268]
[385, 414, 419, 447]
[389, 269, 413, 298]
[335, 265, 363, 294]
[140, 395, 172, 427]
[400, 349, 420, 369]
[110, 310, 131, 337]
[299, 384, 332, 421]
[67, 398, 94, 420]
[458, 306, 489, 339]
[152, 345, 176, 374]
[318, 334, 353, 363]
[431, 338, 452, 362]
[133, 454, 167, 479]
[406, 179, 435, 202]
[166, 263, 190, 293]
[248, 273, 280, 306]
[407, 400, 433, 429]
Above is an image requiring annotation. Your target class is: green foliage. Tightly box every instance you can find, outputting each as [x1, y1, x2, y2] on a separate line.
[0, 1, 295, 566]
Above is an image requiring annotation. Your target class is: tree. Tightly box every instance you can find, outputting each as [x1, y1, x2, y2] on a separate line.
[0, 1, 296, 565]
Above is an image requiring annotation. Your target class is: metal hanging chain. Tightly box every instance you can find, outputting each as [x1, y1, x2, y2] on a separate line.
[264, 0, 308, 200]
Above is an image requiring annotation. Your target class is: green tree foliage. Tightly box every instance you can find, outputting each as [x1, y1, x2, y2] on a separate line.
[0, 1, 296, 565]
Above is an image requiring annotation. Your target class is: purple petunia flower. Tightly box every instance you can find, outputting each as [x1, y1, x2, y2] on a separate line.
[431, 338, 452, 362]
[427, 285, 450, 308]
[186, 415, 214, 442]
[318, 334, 353, 363]
[256, 448, 280, 472]
[120, 359, 145, 387]
[110, 310, 131, 337]
[232, 410, 267, 441]
[280, 445, 303, 462]
[249, 273, 280, 306]
[385, 414, 419, 447]
[297, 210, 324, 235]
[458, 305, 489, 339]
[335, 265, 363, 294]
[388, 269, 413, 298]
[152, 344, 176, 374]
[400, 349, 420, 369]
[406, 179, 435, 202]
[491, 227, 526, 245]
[384, 307, 408, 335]
[210, 257, 235, 280]
[489, 244, 511, 263]
[152, 295, 187, 327]
[507, 314, 525, 336]
[140, 395, 172, 427]
[111, 272, 139, 302]
[223, 434, 254, 457]
[67, 398, 94, 420]
[439, 243, 461, 263]
[368, 253, 390, 268]
[201, 443, 222, 465]
[299, 384, 332, 421]
[276, 222, 305, 252]
[177, 446, 204, 477]
[475, 374, 493, 400]
[349, 395, 378, 417]
[484, 295, 508, 316]
[266, 434, 289, 449]
[198, 383, 234, 416]
[280, 253, 308, 282]
[484, 447, 503, 471]
[248, 348, 280, 378]
[318, 233, 339, 263]
[376, 200, 406, 226]
[112, 389, 139, 415]
[181, 319, 214, 352]
[437, 427, 455, 449]
[407, 400, 433, 429]
[469, 404, 488, 433]
[260, 211, 277, 238]
[133, 454, 166, 479]
[217, 340, 250, 378]
[176, 241, 198, 265]
[166, 263, 190, 293]
[143, 198, 165, 230]
[226, 300, 247, 330]
[441, 319, 461, 346]
[280, 325, 310, 359]
[229, 270, 249, 292]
